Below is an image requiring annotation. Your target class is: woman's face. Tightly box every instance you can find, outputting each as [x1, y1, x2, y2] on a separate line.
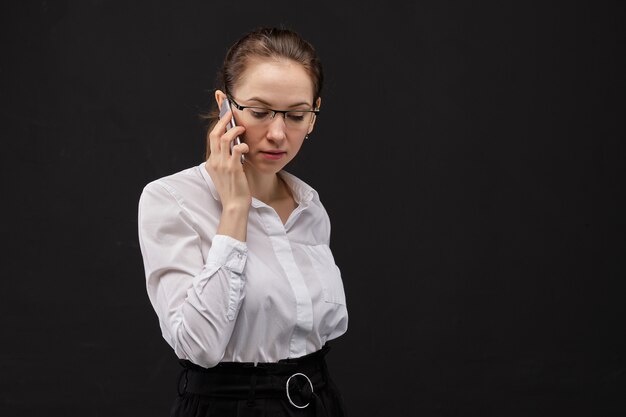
[220, 58, 319, 176]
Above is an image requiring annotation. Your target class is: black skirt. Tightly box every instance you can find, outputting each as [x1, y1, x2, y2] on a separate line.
[170, 344, 347, 417]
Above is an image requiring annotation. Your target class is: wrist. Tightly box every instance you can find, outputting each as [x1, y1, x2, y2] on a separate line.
[217, 203, 250, 242]
[221, 202, 251, 215]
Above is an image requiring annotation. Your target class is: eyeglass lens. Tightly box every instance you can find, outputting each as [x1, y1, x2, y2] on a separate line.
[241, 108, 313, 129]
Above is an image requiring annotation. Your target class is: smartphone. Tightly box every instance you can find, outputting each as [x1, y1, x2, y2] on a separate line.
[219, 99, 244, 164]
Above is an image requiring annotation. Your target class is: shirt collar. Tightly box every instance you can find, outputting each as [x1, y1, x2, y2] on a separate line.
[198, 161, 318, 208]
[198, 161, 221, 201]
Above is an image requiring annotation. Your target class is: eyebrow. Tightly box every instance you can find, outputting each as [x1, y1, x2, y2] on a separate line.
[246, 97, 312, 108]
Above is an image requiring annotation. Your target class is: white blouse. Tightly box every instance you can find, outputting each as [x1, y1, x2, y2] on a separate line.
[137, 161, 348, 368]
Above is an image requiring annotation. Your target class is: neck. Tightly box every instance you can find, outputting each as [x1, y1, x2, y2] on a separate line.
[246, 170, 288, 205]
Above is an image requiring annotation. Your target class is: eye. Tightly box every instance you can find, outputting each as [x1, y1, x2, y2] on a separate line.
[286, 112, 306, 122]
[249, 109, 271, 119]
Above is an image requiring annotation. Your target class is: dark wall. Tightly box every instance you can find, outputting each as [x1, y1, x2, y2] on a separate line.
[2, 1, 625, 416]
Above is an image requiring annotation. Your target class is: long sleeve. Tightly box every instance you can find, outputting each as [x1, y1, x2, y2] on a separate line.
[137, 181, 248, 368]
[137, 163, 347, 364]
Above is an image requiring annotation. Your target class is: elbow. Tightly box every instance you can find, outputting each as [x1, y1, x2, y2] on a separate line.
[172, 323, 227, 369]
[186, 349, 225, 369]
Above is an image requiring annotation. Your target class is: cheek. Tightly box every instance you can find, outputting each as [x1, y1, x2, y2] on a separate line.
[240, 125, 262, 145]
[289, 137, 306, 154]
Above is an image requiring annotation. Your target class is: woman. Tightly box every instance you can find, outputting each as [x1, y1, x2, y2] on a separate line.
[137, 26, 349, 416]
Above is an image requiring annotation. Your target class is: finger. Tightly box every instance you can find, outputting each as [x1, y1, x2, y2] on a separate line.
[209, 110, 234, 155]
[231, 143, 249, 163]
[220, 126, 245, 159]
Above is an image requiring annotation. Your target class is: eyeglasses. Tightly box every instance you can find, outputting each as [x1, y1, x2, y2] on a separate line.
[227, 95, 319, 130]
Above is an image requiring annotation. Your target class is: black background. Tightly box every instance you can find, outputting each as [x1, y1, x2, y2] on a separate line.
[2, 1, 625, 416]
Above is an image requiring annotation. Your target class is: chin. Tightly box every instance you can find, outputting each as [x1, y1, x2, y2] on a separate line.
[247, 159, 288, 175]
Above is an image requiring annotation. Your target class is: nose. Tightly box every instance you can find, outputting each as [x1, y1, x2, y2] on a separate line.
[266, 113, 287, 142]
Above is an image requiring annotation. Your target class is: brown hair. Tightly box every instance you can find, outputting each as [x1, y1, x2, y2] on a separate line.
[199, 26, 324, 160]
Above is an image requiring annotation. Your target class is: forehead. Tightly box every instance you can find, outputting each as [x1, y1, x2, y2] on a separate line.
[232, 58, 315, 105]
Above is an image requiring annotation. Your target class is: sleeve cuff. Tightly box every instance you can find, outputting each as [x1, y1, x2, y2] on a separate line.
[206, 234, 248, 274]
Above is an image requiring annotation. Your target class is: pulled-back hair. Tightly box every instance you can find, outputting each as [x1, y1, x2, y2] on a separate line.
[200, 27, 324, 160]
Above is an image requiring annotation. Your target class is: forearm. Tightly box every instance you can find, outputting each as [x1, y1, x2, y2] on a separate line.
[171, 266, 244, 367]
[149, 235, 248, 368]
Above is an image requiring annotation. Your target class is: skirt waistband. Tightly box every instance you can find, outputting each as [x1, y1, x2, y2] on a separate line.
[177, 344, 331, 406]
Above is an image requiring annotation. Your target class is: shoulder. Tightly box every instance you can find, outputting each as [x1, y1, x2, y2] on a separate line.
[141, 164, 202, 196]
[140, 163, 214, 207]
[138, 162, 221, 233]
[138, 163, 220, 229]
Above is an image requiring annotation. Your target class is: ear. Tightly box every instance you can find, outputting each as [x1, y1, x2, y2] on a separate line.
[215, 90, 228, 111]
[308, 97, 322, 134]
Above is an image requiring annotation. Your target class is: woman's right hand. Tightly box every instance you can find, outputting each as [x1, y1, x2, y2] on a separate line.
[205, 110, 251, 241]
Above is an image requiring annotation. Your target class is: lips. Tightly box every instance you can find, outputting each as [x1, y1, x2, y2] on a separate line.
[260, 151, 286, 160]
